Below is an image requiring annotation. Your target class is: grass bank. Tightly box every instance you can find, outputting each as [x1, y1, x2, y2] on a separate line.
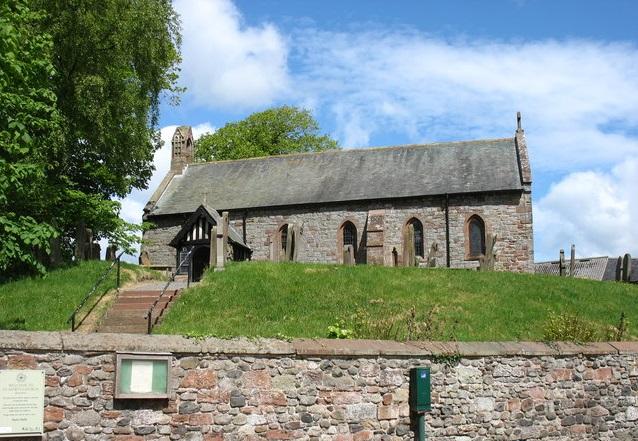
[157, 261, 638, 341]
[0, 261, 162, 331]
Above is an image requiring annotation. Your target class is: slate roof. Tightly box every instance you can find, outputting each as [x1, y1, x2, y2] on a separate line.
[534, 257, 610, 280]
[149, 138, 524, 216]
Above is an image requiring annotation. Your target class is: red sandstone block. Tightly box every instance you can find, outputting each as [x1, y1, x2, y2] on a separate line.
[204, 434, 223, 441]
[551, 369, 572, 381]
[44, 406, 64, 422]
[319, 391, 361, 405]
[8, 354, 37, 369]
[382, 393, 393, 405]
[593, 367, 613, 381]
[259, 391, 287, 406]
[525, 387, 546, 400]
[171, 415, 190, 425]
[508, 398, 521, 411]
[181, 369, 217, 389]
[353, 431, 374, 441]
[243, 370, 271, 389]
[378, 405, 399, 420]
[114, 436, 144, 441]
[265, 429, 296, 440]
[189, 413, 213, 426]
[101, 410, 122, 419]
[67, 372, 83, 387]
[46, 376, 60, 387]
[74, 364, 93, 374]
[197, 388, 230, 403]
[102, 381, 114, 394]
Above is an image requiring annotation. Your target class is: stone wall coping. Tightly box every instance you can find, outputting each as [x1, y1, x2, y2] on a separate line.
[0, 330, 636, 357]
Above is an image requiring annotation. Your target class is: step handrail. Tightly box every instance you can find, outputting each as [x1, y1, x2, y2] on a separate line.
[67, 251, 125, 331]
[145, 248, 194, 334]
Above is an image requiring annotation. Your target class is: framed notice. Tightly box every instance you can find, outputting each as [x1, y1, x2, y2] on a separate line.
[115, 353, 171, 399]
[0, 370, 45, 437]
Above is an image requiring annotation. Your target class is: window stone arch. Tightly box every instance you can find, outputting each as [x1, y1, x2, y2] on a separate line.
[337, 220, 358, 264]
[465, 214, 486, 259]
[404, 217, 425, 258]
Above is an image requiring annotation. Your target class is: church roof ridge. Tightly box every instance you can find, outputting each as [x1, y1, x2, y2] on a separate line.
[188, 136, 516, 167]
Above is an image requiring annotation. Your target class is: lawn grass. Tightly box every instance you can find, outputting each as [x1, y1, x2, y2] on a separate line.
[157, 261, 638, 341]
[0, 261, 162, 331]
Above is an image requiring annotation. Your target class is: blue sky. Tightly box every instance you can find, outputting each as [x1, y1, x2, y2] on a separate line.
[119, 0, 638, 262]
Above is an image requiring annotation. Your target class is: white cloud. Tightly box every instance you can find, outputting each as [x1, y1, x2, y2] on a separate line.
[534, 159, 638, 260]
[175, 0, 289, 109]
[291, 32, 638, 172]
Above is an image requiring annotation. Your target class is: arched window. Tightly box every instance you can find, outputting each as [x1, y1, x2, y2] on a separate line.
[407, 218, 424, 258]
[339, 221, 358, 264]
[467, 215, 486, 258]
[280, 224, 288, 252]
[343, 222, 357, 249]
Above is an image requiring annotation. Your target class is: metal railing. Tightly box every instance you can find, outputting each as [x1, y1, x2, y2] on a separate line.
[145, 248, 193, 334]
[67, 251, 124, 331]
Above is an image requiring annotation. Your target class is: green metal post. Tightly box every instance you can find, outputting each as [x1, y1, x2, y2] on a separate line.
[417, 413, 426, 441]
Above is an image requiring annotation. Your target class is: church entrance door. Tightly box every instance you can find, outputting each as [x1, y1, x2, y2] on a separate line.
[191, 246, 210, 282]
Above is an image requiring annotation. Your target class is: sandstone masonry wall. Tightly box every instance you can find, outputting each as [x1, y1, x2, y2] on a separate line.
[0, 332, 636, 441]
[143, 191, 533, 272]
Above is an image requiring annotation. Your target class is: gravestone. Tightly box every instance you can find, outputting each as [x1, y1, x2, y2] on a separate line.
[479, 234, 497, 271]
[105, 245, 118, 261]
[343, 245, 355, 266]
[622, 253, 632, 282]
[402, 224, 416, 267]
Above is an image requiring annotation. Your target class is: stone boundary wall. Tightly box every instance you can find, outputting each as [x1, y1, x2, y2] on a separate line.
[1, 331, 637, 441]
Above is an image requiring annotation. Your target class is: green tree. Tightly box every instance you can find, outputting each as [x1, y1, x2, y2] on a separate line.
[36, 0, 182, 259]
[0, 0, 59, 276]
[196, 106, 339, 161]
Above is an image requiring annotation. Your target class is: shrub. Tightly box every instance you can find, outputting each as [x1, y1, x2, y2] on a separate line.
[328, 304, 451, 341]
[543, 312, 599, 342]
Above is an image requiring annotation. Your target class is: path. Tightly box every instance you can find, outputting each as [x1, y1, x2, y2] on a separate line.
[97, 280, 189, 334]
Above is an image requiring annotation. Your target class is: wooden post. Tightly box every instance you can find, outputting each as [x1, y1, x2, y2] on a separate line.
[559, 249, 565, 276]
[285, 223, 295, 262]
[222, 211, 229, 260]
[569, 244, 575, 277]
[209, 225, 217, 267]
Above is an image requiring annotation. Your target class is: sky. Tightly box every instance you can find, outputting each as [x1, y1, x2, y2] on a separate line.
[117, 0, 638, 263]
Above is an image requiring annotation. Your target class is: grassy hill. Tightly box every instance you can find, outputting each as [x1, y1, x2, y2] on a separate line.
[157, 261, 638, 341]
[0, 261, 161, 331]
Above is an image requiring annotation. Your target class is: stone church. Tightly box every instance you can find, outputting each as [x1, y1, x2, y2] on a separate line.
[141, 115, 533, 280]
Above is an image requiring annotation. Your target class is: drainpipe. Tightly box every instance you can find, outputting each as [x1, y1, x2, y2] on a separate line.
[242, 211, 247, 244]
[445, 193, 450, 268]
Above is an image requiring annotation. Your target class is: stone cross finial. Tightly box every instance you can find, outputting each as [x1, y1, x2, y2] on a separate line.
[517, 112, 522, 130]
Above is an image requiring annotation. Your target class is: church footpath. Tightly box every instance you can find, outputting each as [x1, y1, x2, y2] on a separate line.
[96, 281, 187, 334]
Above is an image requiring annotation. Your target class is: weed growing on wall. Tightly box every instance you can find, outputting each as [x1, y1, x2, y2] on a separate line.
[543, 312, 630, 342]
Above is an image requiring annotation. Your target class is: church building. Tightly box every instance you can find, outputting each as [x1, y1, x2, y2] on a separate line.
[141, 115, 533, 280]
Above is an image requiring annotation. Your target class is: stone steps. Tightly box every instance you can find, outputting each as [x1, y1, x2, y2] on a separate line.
[97, 288, 181, 334]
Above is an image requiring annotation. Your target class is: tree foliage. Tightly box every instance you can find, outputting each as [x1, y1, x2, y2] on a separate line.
[1, 0, 182, 277]
[196, 106, 339, 161]
[0, 0, 59, 275]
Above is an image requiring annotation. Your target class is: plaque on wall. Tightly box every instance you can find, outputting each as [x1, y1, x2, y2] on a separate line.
[115, 352, 171, 399]
[0, 370, 45, 437]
